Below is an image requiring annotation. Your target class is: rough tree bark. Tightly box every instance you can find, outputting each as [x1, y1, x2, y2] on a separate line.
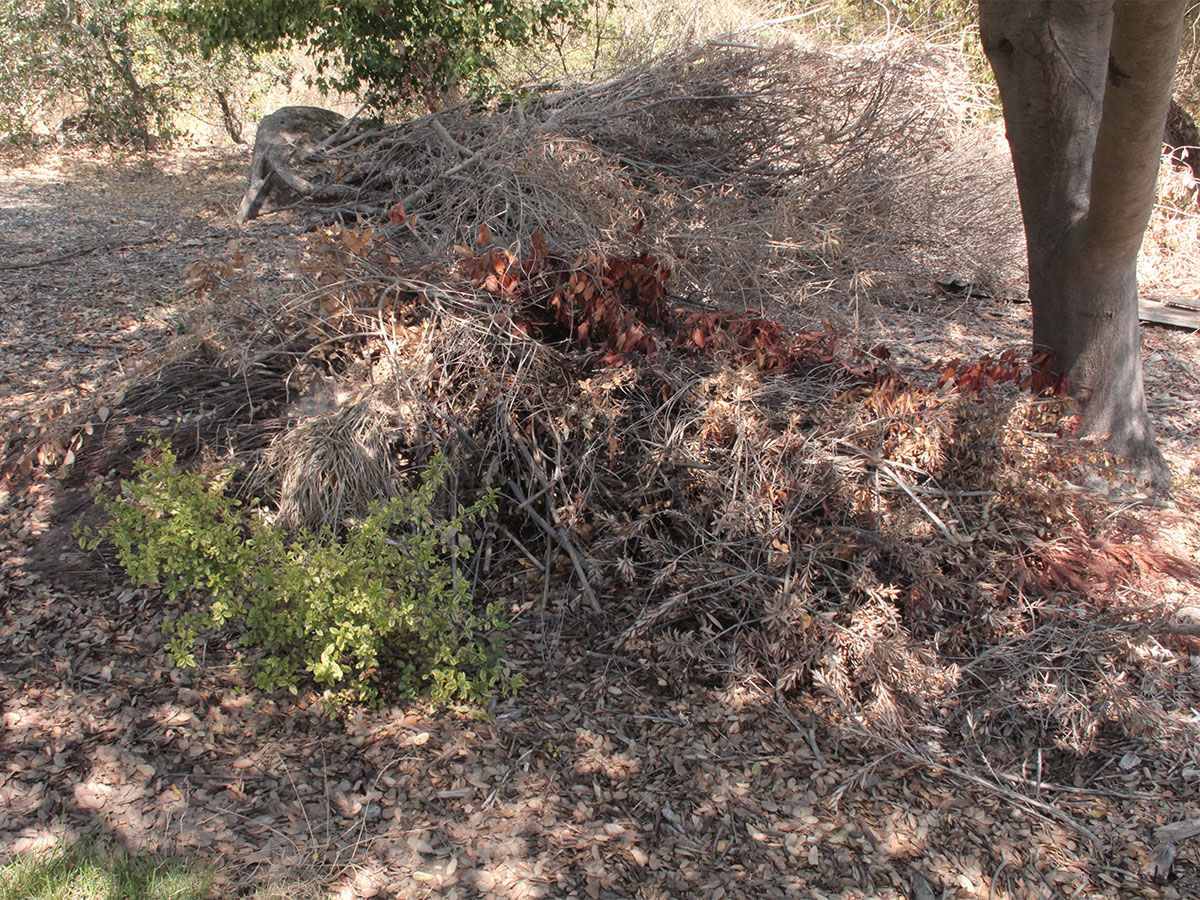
[978, 0, 1185, 482]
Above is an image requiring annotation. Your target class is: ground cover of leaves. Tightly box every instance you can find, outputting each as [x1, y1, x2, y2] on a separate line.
[2, 136, 1199, 900]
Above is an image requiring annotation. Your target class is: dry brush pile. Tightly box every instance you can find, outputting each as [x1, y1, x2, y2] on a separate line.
[15, 40, 1200, 799]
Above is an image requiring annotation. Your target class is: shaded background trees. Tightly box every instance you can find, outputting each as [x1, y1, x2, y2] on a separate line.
[0, 0, 597, 146]
[0, 0, 290, 148]
[5, 0, 1200, 154]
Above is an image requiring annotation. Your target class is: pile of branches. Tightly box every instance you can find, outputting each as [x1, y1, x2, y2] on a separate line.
[268, 212, 1200, 780]
[20, 41, 1198, 799]
[246, 42, 1198, 782]
[254, 40, 1000, 320]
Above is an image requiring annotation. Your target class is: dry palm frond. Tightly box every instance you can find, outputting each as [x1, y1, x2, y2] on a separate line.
[267, 397, 397, 531]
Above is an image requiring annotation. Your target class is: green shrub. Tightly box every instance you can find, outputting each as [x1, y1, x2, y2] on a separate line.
[81, 443, 511, 707]
[0, 2, 284, 147]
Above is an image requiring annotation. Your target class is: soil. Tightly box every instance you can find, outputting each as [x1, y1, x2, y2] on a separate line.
[2, 144, 1199, 900]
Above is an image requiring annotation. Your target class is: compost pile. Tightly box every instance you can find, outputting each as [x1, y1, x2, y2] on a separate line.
[26, 41, 1200, 793]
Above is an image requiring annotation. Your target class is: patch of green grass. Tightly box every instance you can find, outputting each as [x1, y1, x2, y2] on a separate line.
[0, 837, 211, 900]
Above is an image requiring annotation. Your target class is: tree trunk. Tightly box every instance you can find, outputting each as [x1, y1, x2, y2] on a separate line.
[979, 1, 1185, 480]
[216, 90, 247, 145]
[96, 24, 158, 149]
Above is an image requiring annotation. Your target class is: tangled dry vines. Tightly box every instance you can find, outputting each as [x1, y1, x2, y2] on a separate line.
[244, 41, 1001, 320]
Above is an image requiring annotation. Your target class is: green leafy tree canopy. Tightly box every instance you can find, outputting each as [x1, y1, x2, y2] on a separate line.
[173, 0, 592, 105]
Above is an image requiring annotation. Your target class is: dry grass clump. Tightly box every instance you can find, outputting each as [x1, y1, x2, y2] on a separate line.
[266, 37, 1020, 324]
[1142, 155, 1200, 293]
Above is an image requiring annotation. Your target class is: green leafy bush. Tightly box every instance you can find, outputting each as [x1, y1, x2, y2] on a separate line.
[81, 443, 511, 706]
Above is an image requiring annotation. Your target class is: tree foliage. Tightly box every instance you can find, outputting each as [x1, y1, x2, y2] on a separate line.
[172, 0, 594, 106]
[0, 0, 289, 147]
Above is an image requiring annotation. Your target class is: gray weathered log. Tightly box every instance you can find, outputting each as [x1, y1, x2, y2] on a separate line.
[236, 106, 350, 224]
[1138, 297, 1200, 330]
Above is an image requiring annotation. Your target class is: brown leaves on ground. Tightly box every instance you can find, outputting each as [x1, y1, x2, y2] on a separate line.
[3, 573, 1199, 899]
